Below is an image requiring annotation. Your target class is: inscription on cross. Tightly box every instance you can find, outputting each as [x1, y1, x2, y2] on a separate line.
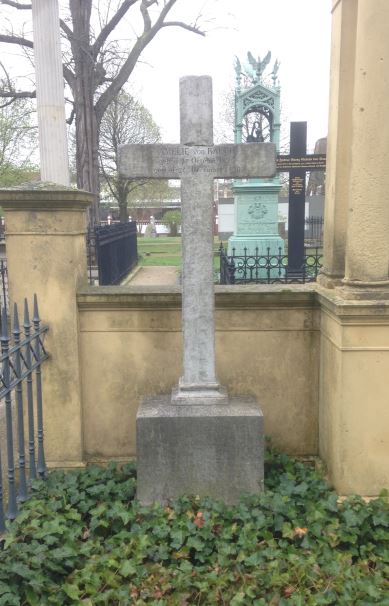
[120, 76, 276, 402]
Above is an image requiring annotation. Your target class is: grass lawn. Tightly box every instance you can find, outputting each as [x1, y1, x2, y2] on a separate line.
[137, 237, 182, 267]
[0, 449, 388, 605]
[138, 236, 221, 271]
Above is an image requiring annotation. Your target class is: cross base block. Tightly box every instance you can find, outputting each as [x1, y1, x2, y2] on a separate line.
[136, 395, 264, 505]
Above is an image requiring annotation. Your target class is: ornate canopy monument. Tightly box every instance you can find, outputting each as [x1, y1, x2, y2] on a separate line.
[228, 52, 284, 269]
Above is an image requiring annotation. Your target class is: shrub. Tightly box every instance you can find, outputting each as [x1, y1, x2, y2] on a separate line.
[0, 452, 388, 605]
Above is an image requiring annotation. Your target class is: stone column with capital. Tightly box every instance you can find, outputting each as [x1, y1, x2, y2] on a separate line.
[342, 0, 389, 290]
[0, 184, 92, 467]
[318, 0, 358, 287]
[318, 0, 389, 498]
[32, 0, 70, 186]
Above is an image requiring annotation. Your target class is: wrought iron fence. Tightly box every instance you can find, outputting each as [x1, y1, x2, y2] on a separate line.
[0, 260, 8, 316]
[87, 222, 138, 285]
[0, 295, 48, 531]
[219, 245, 323, 284]
[304, 216, 324, 246]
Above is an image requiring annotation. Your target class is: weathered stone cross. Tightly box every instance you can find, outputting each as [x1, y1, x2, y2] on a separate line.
[120, 76, 275, 402]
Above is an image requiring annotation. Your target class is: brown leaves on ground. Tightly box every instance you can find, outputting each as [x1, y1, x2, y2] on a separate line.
[283, 585, 297, 598]
[293, 527, 308, 538]
[194, 511, 204, 529]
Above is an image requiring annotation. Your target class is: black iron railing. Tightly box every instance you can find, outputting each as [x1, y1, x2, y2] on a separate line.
[219, 245, 323, 284]
[0, 260, 8, 315]
[304, 216, 324, 246]
[87, 222, 138, 285]
[0, 296, 48, 531]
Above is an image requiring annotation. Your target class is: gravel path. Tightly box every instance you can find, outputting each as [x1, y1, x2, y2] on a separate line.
[127, 265, 179, 286]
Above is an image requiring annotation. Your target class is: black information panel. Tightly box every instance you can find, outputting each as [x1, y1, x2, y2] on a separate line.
[277, 123, 326, 274]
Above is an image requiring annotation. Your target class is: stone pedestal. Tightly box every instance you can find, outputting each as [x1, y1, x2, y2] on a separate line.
[228, 181, 284, 279]
[318, 287, 389, 495]
[0, 183, 92, 467]
[137, 396, 264, 505]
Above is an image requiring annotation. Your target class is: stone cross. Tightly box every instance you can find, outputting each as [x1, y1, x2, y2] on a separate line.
[32, 0, 70, 186]
[120, 76, 275, 402]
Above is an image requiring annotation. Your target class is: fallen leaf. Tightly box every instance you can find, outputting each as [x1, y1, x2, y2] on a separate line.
[284, 585, 296, 598]
[293, 527, 308, 538]
[194, 512, 204, 528]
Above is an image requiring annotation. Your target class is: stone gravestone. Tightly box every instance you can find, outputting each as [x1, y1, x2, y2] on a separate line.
[120, 76, 276, 504]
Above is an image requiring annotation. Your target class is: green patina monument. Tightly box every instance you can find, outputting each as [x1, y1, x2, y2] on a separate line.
[228, 52, 284, 271]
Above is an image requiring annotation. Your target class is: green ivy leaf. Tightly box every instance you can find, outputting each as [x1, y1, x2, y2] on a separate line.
[119, 560, 136, 578]
[62, 584, 80, 600]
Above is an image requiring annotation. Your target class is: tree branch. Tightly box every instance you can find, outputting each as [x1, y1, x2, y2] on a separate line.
[95, 0, 204, 122]
[0, 31, 75, 89]
[63, 65, 76, 90]
[0, 33, 33, 48]
[0, 90, 36, 109]
[66, 107, 76, 126]
[140, 0, 153, 31]
[60, 19, 74, 41]
[0, 0, 32, 9]
[160, 21, 206, 36]
[0, 90, 35, 98]
[93, 0, 138, 59]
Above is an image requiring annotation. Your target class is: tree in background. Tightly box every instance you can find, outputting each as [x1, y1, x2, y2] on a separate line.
[0, 0, 205, 223]
[99, 91, 171, 222]
[162, 209, 181, 236]
[0, 94, 37, 187]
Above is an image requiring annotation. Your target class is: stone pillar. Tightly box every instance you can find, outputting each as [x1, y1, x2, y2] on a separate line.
[32, 0, 70, 186]
[343, 0, 389, 287]
[318, 1, 389, 497]
[0, 184, 92, 467]
[319, 0, 358, 287]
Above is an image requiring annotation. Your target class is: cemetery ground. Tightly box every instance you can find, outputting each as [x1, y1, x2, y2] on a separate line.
[0, 449, 388, 605]
[137, 236, 221, 270]
[137, 237, 183, 267]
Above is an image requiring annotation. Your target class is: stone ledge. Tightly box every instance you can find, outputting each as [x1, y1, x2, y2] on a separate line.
[317, 286, 389, 323]
[0, 182, 93, 211]
[78, 284, 389, 321]
[77, 284, 318, 310]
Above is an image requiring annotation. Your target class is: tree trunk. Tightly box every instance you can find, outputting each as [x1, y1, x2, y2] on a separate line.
[170, 222, 177, 237]
[119, 202, 128, 223]
[70, 0, 100, 225]
[116, 177, 130, 223]
[73, 87, 100, 225]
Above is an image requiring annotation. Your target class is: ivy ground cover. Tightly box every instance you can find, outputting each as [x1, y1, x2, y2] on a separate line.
[0, 450, 388, 605]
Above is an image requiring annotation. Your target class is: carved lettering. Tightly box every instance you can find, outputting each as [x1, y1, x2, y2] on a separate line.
[119, 143, 276, 180]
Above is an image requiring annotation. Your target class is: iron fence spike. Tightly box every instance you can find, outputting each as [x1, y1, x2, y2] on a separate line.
[12, 301, 28, 503]
[13, 303, 20, 335]
[0, 450, 5, 532]
[33, 294, 40, 323]
[1, 305, 8, 341]
[23, 298, 30, 329]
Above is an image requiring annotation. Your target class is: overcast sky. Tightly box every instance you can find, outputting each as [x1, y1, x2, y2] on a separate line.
[0, 0, 332, 152]
[131, 0, 332, 150]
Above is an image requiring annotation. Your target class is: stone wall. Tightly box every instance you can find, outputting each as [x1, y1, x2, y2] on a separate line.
[77, 286, 320, 461]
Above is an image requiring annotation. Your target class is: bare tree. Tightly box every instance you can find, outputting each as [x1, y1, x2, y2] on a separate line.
[0, 0, 205, 223]
[100, 90, 171, 222]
